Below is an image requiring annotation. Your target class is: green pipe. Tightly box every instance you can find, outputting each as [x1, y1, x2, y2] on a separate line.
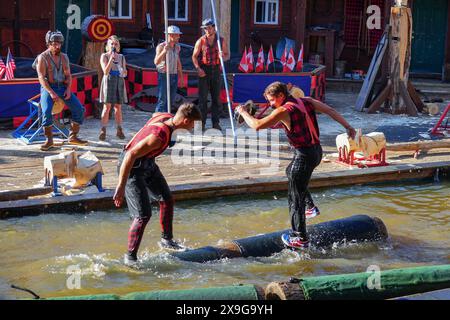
[45, 284, 264, 300]
[267, 264, 450, 300]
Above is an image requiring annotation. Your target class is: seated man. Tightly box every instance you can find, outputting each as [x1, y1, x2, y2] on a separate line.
[36, 30, 88, 151]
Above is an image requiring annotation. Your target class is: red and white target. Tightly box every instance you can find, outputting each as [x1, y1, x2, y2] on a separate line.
[81, 15, 115, 42]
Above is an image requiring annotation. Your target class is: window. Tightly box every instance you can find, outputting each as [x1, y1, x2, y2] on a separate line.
[108, 0, 132, 19]
[254, 0, 279, 25]
[168, 0, 188, 21]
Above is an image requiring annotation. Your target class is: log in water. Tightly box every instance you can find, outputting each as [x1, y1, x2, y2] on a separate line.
[172, 215, 388, 263]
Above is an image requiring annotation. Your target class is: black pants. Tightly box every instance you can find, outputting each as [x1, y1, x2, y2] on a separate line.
[118, 151, 174, 257]
[198, 65, 222, 125]
[286, 145, 323, 240]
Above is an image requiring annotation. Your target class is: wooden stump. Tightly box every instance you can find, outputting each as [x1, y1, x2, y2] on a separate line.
[82, 41, 105, 85]
[265, 281, 305, 300]
[363, 3, 423, 116]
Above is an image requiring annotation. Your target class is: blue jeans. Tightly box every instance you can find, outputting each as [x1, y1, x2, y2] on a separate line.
[155, 73, 178, 113]
[40, 85, 85, 126]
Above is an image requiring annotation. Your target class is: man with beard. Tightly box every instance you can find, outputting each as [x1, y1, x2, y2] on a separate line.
[36, 30, 88, 151]
[192, 19, 229, 131]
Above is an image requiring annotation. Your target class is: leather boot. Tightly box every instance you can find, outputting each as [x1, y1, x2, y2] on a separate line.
[116, 126, 125, 139]
[99, 127, 106, 141]
[68, 122, 88, 145]
[40, 126, 54, 151]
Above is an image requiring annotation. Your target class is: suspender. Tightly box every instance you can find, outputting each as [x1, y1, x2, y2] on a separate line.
[125, 113, 173, 152]
[285, 98, 320, 145]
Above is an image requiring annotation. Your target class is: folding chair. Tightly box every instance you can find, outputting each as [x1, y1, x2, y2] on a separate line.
[11, 94, 70, 144]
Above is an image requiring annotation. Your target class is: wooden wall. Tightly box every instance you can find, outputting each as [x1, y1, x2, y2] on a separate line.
[90, 0, 203, 47]
[236, 0, 291, 52]
[444, 1, 450, 80]
[152, 0, 203, 46]
[0, 0, 53, 57]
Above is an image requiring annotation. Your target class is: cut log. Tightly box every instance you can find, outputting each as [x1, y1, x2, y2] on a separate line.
[336, 131, 386, 158]
[386, 139, 450, 152]
[44, 150, 77, 182]
[0, 187, 53, 202]
[265, 282, 305, 300]
[73, 151, 103, 187]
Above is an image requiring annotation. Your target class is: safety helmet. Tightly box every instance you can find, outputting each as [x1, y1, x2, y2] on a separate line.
[165, 25, 183, 34]
[45, 30, 65, 45]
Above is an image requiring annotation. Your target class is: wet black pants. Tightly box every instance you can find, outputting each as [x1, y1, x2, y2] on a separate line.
[286, 145, 323, 240]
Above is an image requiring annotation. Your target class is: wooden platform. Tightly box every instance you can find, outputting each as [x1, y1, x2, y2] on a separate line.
[0, 160, 448, 219]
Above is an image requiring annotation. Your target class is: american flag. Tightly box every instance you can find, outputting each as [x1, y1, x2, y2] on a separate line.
[0, 56, 6, 80]
[4, 48, 16, 80]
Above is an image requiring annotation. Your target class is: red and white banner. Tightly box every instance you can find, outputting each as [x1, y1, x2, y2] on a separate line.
[266, 44, 274, 72]
[296, 44, 304, 72]
[246, 46, 254, 73]
[238, 46, 249, 73]
[255, 45, 265, 73]
[281, 47, 288, 72]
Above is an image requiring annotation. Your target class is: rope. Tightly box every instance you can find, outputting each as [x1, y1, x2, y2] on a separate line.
[11, 285, 40, 299]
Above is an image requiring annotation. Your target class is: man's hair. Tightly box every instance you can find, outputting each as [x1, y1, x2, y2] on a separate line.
[264, 81, 289, 99]
[175, 103, 202, 121]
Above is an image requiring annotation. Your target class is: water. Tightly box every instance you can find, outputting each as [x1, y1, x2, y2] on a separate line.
[0, 180, 448, 299]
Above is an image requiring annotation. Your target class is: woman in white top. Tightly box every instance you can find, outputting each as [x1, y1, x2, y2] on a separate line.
[99, 35, 128, 140]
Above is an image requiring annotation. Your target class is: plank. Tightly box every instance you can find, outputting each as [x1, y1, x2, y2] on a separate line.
[367, 82, 392, 113]
[355, 27, 389, 112]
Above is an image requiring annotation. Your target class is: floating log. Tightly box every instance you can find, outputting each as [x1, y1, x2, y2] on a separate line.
[45, 284, 264, 300]
[265, 264, 450, 300]
[172, 215, 388, 263]
[386, 139, 450, 152]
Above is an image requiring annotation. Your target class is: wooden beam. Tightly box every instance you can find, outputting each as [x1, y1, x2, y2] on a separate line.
[407, 80, 425, 112]
[399, 80, 418, 116]
[1, 161, 449, 219]
[367, 82, 392, 113]
[386, 139, 450, 152]
[0, 186, 53, 202]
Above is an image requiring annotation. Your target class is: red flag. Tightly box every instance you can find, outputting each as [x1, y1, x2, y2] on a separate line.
[255, 45, 265, 73]
[285, 48, 296, 72]
[246, 46, 254, 72]
[238, 46, 249, 73]
[281, 47, 288, 72]
[0, 56, 6, 80]
[296, 44, 304, 71]
[266, 45, 274, 72]
[5, 48, 16, 80]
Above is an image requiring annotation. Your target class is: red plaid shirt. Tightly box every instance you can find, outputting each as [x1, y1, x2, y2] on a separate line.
[281, 97, 320, 148]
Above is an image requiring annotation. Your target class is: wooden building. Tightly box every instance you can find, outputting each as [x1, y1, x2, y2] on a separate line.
[1, 0, 449, 80]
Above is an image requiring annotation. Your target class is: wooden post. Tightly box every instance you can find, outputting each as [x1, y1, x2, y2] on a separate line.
[82, 41, 105, 85]
[389, 3, 417, 115]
